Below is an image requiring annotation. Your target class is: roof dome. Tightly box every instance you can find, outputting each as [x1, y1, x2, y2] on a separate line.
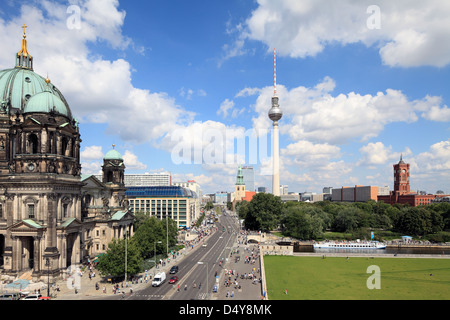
[24, 90, 72, 118]
[104, 145, 123, 161]
[0, 26, 72, 119]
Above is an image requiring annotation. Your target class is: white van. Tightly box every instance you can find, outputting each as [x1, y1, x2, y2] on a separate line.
[152, 272, 166, 287]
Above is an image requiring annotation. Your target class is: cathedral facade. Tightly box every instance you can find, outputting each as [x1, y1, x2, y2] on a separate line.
[0, 27, 133, 281]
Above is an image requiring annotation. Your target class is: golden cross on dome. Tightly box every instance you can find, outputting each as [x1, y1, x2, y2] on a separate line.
[22, 24, 28, 37]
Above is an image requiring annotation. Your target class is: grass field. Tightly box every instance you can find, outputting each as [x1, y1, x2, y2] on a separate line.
[264, 256, 450, 300]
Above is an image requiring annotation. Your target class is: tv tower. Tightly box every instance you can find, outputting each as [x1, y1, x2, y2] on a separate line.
[268, 48, 283, 196]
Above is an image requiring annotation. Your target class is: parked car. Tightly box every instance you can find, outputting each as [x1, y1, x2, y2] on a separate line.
[169, 276, 179, 284]
[169, 266, 179, 274]
[0, 293, 20, 300]
[22, 294, 42, 300]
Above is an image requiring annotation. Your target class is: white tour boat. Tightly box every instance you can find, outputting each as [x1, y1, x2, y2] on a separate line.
[313, 240, 386, 249]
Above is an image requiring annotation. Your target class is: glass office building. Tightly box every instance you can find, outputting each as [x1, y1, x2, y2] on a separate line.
[242, 166, 255, 191]
[126, 186, 199, 228]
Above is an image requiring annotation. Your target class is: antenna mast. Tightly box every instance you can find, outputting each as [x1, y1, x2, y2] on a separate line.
[274, 48, 277, 96]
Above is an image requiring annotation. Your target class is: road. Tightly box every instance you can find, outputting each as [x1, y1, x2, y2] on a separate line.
[130, 211, 241, 300]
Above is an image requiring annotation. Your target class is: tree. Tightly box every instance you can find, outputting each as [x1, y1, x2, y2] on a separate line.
[395, 207, 433, 236]
[244, 193, 283, 232]
[282, 205, 324, 239]
[132, 217, 178, 259]
[96, 238, 142, 278]
[204, 201, 214, 211]
[133, 210, 150, 232]
[332, 207, 362, 232]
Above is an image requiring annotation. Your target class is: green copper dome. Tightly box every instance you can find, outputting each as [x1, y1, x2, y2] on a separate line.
[0, 28, 72, 119]
[0, 68, 71, 118]
[24, 90, 71, 118]
[104, 146, 123, 161]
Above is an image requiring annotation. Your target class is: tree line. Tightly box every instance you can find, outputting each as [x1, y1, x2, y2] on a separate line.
[237, 193, 450, 242]
[96, 212, 179, 279]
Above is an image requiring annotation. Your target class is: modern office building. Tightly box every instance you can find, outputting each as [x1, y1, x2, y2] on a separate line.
[280, 185, 288, 195]
[214, 192, 228, 205]
[257, 187, 267, 193]
[332, 186, 380, 202]
[242, 166, 255, 192]
[126, 186, 199, 228]
[173, 180, 202, 200]
[280, 194, 300, 202]
[95, 172, 172, 187]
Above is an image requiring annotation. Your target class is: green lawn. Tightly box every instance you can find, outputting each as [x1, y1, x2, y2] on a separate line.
[264, 256, 450, 300]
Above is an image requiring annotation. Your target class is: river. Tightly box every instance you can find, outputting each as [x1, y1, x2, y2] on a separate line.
[295, 246, 450, 256]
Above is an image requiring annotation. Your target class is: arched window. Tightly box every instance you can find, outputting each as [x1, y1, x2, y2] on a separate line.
[62, 137, 68, 156]
[28, 134, 38, 154]
[107, 171, 114, 183]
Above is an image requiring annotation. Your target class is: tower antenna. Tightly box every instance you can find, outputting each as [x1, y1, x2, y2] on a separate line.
[274, 48, 277, 96]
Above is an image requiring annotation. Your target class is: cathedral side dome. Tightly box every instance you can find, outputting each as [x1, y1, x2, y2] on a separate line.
[23, 90, 72, 118]
[104, 145, 123, 161]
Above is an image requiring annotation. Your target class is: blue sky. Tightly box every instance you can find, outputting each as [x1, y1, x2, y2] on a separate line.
[0, 0, 449, 195]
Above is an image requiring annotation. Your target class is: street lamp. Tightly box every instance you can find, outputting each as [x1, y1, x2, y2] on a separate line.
[125, 230, 129, 283]
[197, 261, 209, 300]
[45, 257, 52, 297]
[154, 241, 162, 278]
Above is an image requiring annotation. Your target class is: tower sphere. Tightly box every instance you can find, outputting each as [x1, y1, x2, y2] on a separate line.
[269, 96, 283, 122]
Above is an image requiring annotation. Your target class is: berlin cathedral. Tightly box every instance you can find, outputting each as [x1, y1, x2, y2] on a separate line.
[0, 26, 134, 281]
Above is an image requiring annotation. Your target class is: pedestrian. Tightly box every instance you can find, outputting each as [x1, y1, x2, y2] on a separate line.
[285, 289, 288, 295]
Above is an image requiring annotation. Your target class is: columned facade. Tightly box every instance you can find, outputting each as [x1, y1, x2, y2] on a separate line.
[0, 27, 133, 281]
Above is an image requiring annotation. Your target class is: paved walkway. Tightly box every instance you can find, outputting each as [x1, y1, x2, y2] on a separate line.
[214, 233, 263, 300]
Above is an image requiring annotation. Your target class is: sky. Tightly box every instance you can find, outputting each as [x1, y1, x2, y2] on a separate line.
[0, 0, 449, 195]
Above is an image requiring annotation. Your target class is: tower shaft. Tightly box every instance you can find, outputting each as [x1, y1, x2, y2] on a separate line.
[272, 121, 280, 196]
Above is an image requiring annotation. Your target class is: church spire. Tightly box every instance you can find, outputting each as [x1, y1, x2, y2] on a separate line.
[236, 165, 245, 186]
[16, 24, 33, 70]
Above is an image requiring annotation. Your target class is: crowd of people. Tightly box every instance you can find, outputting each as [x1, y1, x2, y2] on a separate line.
[222, 236, 262, 298]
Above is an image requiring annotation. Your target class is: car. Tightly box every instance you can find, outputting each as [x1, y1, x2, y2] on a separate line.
[169, 276, 179, 284]
[38, 296, 51, 300]
[0, 293, 20, 300]
[169, 266, 179, 274]
[22, 294, 42, 300]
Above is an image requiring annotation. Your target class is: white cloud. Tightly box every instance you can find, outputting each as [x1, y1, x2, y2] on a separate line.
[249, 77, 441, 145]
[81, 145, 104, 160]
[81, 161, 102, 176]
[0, 0, 193, 146]
[122, 150, 147, 171]
[422, 105, 450, 122]
[282, 140, 341, 163]
[241, 0, 450, 68]
[235, 87, 262, 98]
[358, 142, 412, 166]
[405, 139, 450, 192]
[217, 99, 235, 118]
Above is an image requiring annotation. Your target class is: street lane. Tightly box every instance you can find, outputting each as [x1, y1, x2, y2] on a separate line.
[132, 212, 240, 300]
